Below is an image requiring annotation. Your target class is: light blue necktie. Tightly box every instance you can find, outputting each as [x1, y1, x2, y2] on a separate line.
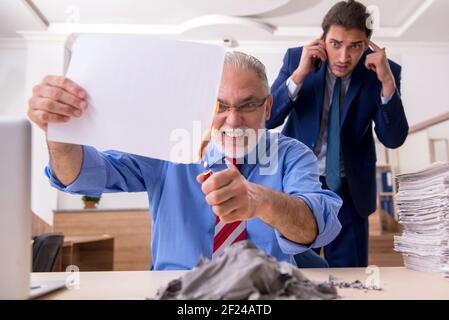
[325, 77, 342, 192]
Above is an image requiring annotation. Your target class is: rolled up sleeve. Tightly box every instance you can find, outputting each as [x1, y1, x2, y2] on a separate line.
[277, 141, 342, 255]
[45, 145, 159, 197]
[45, 145, 107, 196]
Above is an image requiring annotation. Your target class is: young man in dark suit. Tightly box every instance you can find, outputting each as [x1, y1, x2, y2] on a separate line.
[268, 0, 409, 267]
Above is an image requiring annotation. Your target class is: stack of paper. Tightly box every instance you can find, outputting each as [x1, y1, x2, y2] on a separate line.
[394, 162, 449, 277]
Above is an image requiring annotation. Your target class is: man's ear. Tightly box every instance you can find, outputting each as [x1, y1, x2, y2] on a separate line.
[265, 95, 273, 120]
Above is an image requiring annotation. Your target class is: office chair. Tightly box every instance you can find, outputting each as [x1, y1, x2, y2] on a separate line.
[32, 232, 64, 272]
[294, 250, 329, 268]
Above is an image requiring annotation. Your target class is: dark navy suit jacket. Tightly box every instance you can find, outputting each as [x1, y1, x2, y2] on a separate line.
[267, 47, 409, 217]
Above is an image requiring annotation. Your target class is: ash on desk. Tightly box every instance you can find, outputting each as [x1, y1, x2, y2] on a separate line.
[153, 241, 338, 300]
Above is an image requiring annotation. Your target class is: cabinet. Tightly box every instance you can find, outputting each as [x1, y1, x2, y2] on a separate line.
[54, 209, 151, 271]
[54, 235, 114, 272]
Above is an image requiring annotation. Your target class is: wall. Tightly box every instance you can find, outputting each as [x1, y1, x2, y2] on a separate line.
[58, 191, 149, 210]
[427, 120, 449, 163]
[0, 39, 27, 117]
[397, 130, 432, 174]
[401, 49, 449, 126]
[24, 35, 69, 225]
[428, 120, 449, 139]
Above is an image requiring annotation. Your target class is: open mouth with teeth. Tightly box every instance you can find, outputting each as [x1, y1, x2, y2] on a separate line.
[211, 127, 263, 159]
[221, 128, 249, 146]
[222, 128, 246, 138]
[212, 128, 250, 151]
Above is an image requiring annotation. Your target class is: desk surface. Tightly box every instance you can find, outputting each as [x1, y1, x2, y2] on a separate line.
[33, 267, 449, 300]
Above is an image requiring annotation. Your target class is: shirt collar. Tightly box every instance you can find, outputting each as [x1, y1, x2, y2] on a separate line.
[327, 67, 352, 83]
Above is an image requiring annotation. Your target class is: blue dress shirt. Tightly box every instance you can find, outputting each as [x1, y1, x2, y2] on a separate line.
[46, 130, 342, 270]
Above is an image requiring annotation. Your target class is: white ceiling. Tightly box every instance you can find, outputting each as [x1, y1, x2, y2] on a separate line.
[1, 0, 448, 42]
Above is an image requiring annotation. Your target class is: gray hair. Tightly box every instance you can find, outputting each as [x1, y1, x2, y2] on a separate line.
[224, 51, 269, 93]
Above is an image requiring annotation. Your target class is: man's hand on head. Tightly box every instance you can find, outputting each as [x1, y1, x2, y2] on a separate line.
[365, 40, 396, 97]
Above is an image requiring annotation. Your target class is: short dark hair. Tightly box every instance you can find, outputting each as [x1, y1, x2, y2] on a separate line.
[322, 0, 372, 38]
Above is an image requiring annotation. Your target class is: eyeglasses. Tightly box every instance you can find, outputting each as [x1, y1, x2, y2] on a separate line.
[216, 96, 269, 114]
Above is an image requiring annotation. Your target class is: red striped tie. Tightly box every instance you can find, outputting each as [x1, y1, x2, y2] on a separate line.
[212, 159, 247, 258]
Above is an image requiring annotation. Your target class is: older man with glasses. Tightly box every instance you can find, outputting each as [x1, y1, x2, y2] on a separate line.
[27, 51, 342, 270]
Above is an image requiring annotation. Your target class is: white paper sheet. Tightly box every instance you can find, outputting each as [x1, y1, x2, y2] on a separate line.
[48, 34, 225, 163]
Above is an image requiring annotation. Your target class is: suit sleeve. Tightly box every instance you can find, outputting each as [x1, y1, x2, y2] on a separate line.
[373, 63, 409, 148]
[267, 49, 297, 129]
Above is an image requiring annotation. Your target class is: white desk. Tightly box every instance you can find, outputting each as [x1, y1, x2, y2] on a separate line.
[32, 267, 449, 300]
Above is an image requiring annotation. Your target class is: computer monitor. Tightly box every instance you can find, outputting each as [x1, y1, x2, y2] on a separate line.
[0, 117, 31, 299]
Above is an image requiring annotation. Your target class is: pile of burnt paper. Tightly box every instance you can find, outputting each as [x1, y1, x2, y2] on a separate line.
[154, 240, 338, 300]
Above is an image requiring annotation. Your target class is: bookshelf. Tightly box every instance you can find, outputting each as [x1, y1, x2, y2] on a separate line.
[371, 139, 402, 229]
[378, 165, 395, 215]
[368, 164, 403, 266]
[369, 164, 401, 235]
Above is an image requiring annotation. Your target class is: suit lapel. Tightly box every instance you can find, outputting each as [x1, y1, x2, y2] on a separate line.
[312, 61, 327, 129]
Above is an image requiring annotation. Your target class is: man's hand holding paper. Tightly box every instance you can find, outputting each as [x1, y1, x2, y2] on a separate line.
[28, 75, 88, 132]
